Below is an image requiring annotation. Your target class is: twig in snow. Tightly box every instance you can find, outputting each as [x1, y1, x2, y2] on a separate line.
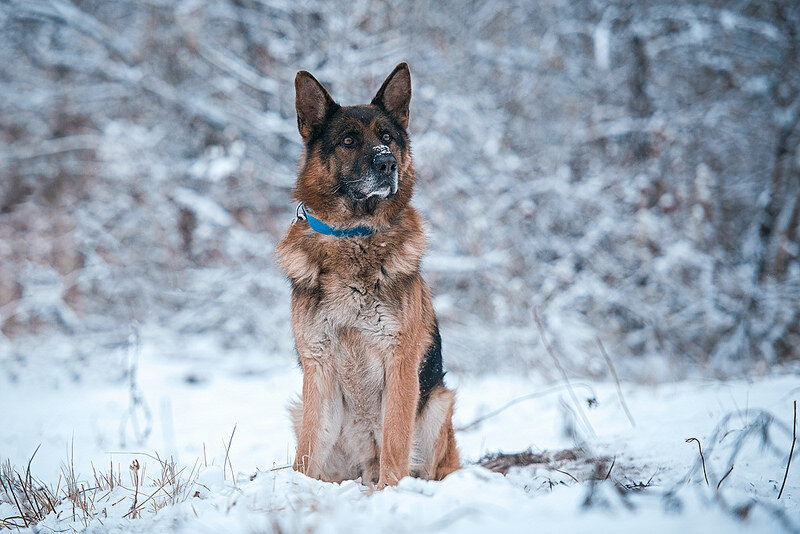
[128, 459, 140, 519]
[533, 308, 596, 439]
[456, 382, 598, 432]
[269, 464, 292, 472]
[223, 424, 237, 487]
[6, 473, 29, 528]
[596, 338, 636, 428]
[553, 468, 579, 483]
[717, 464, 734, 490]
[604, 457, 616, 480]
[624, 471, 657, 491]
[777, 400, 796, 500]
[119, 322, 152, 447]
[25, 444, 41, 490]
[685, 437, 709, 485]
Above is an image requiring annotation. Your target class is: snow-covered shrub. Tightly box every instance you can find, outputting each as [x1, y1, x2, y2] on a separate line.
[0, 0, 798, 379]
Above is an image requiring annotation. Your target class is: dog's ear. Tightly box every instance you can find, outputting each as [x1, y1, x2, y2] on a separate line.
[372, 62, 411, 130]
[295, 71, 336, 139]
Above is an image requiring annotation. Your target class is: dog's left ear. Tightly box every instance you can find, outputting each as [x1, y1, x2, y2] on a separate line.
[372, 62, 411, 130]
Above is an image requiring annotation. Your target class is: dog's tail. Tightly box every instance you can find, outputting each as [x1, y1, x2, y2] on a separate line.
[287, 396, 303, 440]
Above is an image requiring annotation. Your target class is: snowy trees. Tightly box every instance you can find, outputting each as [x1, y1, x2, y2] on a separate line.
[0, 0, 798, 377]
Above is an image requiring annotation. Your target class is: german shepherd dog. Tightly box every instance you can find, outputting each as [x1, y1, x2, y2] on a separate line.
[276, 63, 460, 488]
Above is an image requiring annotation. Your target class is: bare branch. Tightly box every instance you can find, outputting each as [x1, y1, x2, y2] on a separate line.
[596, 337, 636, 428]
[533, 308, 596, 439]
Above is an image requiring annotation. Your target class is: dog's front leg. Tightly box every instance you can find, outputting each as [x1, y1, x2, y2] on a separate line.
[378, 337, 420, 487]
[294, 354, 340, 479]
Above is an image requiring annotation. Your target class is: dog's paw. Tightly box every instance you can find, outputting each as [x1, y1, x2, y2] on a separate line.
[293, 455, 309, 475]
[377, 469, 405, 489]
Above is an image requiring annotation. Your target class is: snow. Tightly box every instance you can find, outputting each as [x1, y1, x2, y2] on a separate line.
[173, 187, 232, 228]
[189, 145, 242, 183]
[2, 0, 799, 379]
[593, 24, 611, 71]
[1, 335, 797, 532]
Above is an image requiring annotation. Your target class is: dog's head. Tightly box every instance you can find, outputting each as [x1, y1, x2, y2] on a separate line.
[293, 63, 415, 228]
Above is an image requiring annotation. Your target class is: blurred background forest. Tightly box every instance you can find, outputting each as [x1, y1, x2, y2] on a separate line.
[1, 0, 799, 382]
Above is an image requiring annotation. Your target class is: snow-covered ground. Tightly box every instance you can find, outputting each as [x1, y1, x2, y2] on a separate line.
[1, 328, 798, 532]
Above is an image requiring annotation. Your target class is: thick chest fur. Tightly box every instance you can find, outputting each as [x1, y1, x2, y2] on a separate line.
[319, 251, 401, 332]
[280, 229, 420, 393]
[296, 245, 404, 408]
[278, 212, 428, 415]
[315, 286, 395, 423]
[279, 211, 426, 341]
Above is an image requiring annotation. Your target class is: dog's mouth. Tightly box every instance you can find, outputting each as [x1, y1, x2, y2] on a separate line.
[349, 173, 398, 201]
[359, 185, 393, 200]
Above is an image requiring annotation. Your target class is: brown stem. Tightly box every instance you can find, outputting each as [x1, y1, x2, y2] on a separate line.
[777, 400, 796, 500]
[685, 437, 709, 485]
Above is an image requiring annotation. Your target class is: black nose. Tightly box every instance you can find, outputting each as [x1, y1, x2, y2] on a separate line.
[372, 152, 397, 176]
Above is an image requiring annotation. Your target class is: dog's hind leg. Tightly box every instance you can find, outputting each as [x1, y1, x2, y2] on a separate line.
[432, 409, 460, 480]
[410, 385, 460, 480]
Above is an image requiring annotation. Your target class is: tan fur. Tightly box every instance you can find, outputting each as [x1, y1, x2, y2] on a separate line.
[278, 63, 460, 488]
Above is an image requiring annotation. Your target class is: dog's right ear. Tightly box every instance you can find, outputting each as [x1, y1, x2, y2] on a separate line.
[295, 71, 336, 140]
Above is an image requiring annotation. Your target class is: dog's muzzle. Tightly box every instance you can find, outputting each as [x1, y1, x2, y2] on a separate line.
[367, 146, 398, 199]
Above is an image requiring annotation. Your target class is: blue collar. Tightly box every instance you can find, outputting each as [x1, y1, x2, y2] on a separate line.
[296, 203, 374, 237]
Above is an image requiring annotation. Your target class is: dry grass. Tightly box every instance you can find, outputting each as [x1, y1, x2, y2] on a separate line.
[0, 456, 59, 529]
[479, 447, 614, 484]
[0, 445, 201, 530]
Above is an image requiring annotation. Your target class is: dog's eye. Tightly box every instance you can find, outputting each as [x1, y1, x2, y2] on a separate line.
[342, 136, 354, 146]
[381, 133, 391, 143]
